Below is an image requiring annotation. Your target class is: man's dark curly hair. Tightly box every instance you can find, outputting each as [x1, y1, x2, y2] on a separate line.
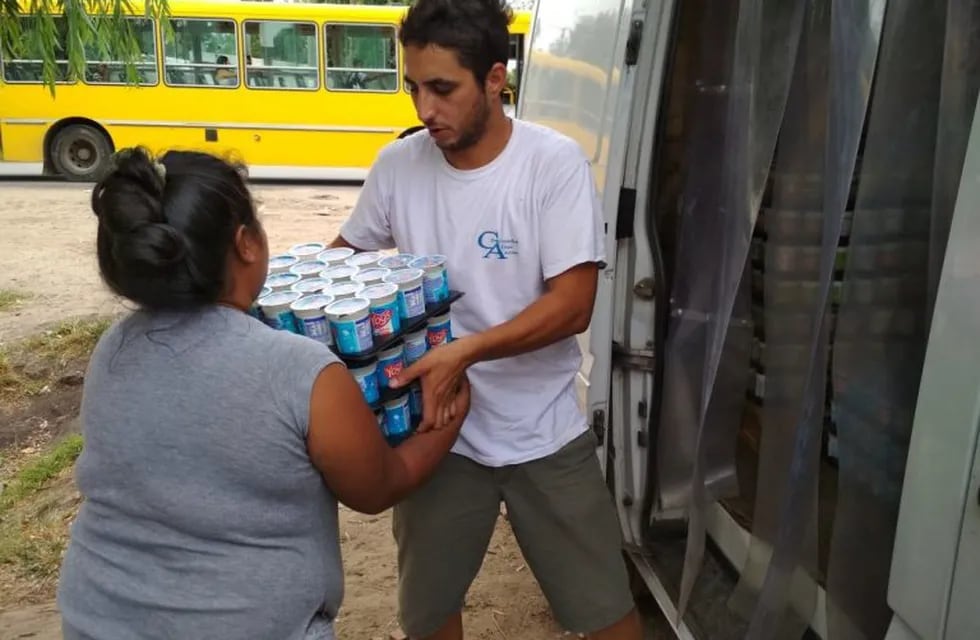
[399, 0, 514, 86]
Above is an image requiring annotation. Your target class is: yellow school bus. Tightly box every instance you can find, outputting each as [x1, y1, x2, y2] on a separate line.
[0, 1, 532, 180]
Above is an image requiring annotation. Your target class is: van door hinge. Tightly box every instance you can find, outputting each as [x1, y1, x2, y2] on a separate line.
[625, 19, 643, 66]
[592, 409, 606, 445]
[615, 187, 637, 239]
[612, 342, 656, 372]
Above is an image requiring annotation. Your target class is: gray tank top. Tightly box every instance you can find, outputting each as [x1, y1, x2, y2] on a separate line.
[58, 306, 342, 640]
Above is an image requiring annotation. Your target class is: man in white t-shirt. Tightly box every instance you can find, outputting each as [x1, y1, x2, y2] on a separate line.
[331, 1, 641, 638]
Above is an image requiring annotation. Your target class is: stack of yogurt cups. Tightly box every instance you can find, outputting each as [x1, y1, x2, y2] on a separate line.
[253, 244, 456, 444]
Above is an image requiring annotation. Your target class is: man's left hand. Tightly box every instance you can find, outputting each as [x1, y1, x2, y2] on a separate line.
[391, 338, 475, 432]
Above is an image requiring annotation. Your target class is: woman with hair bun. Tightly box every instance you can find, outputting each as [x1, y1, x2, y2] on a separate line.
[57, 147, 469, 640]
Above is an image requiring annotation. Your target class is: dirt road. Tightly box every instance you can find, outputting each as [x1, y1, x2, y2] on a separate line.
[0, 181, 663, 640]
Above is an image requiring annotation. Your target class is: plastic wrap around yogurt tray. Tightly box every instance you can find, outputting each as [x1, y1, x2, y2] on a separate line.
[329, 289, 464, 364]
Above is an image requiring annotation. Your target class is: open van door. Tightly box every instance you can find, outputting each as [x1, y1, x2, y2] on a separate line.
[522, 1, 980, 640]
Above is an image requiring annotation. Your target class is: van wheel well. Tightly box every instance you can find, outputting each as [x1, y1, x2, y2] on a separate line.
[44, 118, 115, 175]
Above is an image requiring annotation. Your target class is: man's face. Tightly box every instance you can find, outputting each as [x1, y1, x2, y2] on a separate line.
[404, 44, 493, 152]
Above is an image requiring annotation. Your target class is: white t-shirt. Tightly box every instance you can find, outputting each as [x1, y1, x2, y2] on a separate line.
[340, 119, 605, 466]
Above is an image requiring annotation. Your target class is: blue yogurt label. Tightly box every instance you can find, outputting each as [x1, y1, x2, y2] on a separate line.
[384, 396, 412, 438]
[353, 366, 381, 405]
[403, 331, 428, 365]
[422, 272, 450, 305]
[332, 316, 372, 354]
[300, 316, 332, 345]
[266, 310, 298, 333]
[397, 286, 426, 320]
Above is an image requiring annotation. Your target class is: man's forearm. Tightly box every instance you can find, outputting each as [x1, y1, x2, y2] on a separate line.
[459, 289, 592, 366]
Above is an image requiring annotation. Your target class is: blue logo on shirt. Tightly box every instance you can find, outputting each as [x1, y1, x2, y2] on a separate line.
[477, 231, 519, 259]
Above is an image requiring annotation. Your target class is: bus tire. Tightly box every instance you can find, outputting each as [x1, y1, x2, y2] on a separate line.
[398, 126, 425, 139]
[49, 124, 113, 182]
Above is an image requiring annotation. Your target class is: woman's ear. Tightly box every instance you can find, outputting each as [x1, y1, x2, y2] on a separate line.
[233, 224, 264, 264]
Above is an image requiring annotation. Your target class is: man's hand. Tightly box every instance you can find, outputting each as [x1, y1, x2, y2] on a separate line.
[391, 338, 475, 432]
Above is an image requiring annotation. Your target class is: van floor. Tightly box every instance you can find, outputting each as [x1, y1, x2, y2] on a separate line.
[642, 411, 837, 639]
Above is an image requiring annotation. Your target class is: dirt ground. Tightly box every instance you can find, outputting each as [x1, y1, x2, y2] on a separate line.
[0, 181, 665, 640]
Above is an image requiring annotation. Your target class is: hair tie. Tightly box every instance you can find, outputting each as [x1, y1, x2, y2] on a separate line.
[153, 161, 166, 183]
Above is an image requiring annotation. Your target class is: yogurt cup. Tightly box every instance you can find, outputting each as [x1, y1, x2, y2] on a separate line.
[383, 393, 412, 440]
[426, 313, 453, 348]
[258, 290, 302, 332]
[352, 267, 392, 288]
[268, 254, 300, 274]
[292, 277, 333, 295]
[249, 286, 273, 320]
[325, 297, 373, 355]
[351, 362, 381, 405]
[345, 251, 385, 270]
[323, 281, 366, 301]
[403, 329, 428, 365]
[317, 247, 355, 266]
[375, 409, 387, 435]
[377, 344, 405, 390]
[290, 260, 328, 280]
[361, 283, 401, 338]
[384, 268, 427, 320]
[265, 272, 302, 292]
[321, 264, 360, 283]
[378, 253, 417, 270]
[288, 242, 326, 261]
[291, 294, 335, 346]
[411, 255, 451, 305]
[409, 384, 423, 419]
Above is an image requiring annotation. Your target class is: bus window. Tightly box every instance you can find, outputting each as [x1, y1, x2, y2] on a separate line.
[164, 18, 239, 88]
[244, 21, 318, 90]
[84, 18, 158, 86]
[1, 17, 71, 83]
[324, 24, 398, 93]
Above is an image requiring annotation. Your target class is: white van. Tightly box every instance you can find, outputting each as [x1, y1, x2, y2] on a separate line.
[519, 1, 980, 639]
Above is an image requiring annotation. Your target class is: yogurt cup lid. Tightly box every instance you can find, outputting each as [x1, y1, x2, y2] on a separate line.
[428, 312, 451, 323]
[324, 281, 366, 297]
[289, 242, 325, 256]
[378, 253, 417, 269]
[346, 251, 384, 267]
[322, 265, 360, 279]
[259, 290, 301, 307]
[352, 267, 392, 283]
[269, 254, 299, 269]
[325, 297, 370, 317]
[317, 247, 355, 262]
[291, 294, 334, 311]
[266, 272, 302, 287]
[290, 260, 327, 274]
[259, 286, 272, 298]
[360, 282, 399, 300]
[384, 268, 425, 285]
[410, 255, 448, 270]
[292, 277, 332, 293]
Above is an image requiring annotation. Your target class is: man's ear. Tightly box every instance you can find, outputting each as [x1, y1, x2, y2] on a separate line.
[485, 61, 509, 97]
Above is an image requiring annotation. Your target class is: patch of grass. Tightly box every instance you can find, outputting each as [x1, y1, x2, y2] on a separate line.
[0, 290, 29, 312]
[0, 435, 83, 514]
[0, 436, 83, 592]
[22, 319, 112, 365]
[0, 318, 111, 405]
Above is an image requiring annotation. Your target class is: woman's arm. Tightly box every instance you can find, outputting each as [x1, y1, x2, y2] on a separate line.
[306, 363, 468, 514]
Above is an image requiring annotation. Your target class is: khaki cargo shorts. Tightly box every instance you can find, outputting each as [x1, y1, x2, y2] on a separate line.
[392, 430, 635, 637]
